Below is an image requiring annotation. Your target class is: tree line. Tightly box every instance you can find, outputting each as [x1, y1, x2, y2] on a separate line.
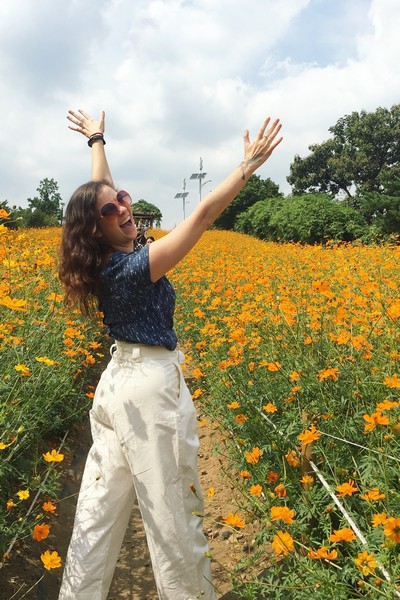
[215, 103, 400, 244]
[1, 103, 399, 243]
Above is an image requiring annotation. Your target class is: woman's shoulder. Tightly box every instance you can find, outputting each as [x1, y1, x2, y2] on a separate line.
[100, 246, 150, 281]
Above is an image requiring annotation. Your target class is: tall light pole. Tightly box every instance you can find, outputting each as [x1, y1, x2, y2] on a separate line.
[190, 157, 211, 202]
[174, 178, 189, 221]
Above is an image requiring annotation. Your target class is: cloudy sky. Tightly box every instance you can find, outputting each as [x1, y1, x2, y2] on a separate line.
[0, 0, 398, 228]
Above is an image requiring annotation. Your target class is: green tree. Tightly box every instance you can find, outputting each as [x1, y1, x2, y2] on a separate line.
[28, 178, 63, 223]
[235, 196, 286, 240]
[131, 199, 162, 227]
[287, 104, 400, 202]
[268, 194, 366, 244]
[214, 175, 282, 230]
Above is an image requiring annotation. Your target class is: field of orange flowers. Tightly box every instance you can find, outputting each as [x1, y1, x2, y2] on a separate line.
[0, 219, 107, 582]
[169, 230, 400, 599]
[0, 217, 399, 598]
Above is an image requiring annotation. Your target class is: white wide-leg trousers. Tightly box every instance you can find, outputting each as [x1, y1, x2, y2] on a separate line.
[58, 342, 216, 600]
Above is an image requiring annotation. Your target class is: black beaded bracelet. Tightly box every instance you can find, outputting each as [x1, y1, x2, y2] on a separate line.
[88, 134, 106, 147]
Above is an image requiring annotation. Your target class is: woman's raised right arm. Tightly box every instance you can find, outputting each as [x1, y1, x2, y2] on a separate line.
[67, 109, 114, 186]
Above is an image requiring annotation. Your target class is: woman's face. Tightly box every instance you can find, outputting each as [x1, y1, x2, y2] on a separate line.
[95, 185, 137, 252]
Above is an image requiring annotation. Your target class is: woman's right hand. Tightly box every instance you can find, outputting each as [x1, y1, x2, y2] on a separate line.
[67, 109, 105, 139]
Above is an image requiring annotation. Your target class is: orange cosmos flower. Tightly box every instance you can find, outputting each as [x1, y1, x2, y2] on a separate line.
[372, 512, 387, 527]
[249, 484, 263, 497]
[300, 475, 314, 486]
[285, 449, 299, 467]
[308, 546, 338, 560]
[376, 399, 398, 412]
[360, 488, 385, 501]
[239, 470, 251, 479]
[363, 411, 389, 433]
[41, 550, 62, 570]
[43, 449, 64, 463]
[317, 366, 340, 382]
[42, 501, 57, 513]
[298, 424, 322, 446]
[192, 368, 204, 379]
[245, 447, 262, 464]
[274, 483, 287, 498]
[329, 528, 356, 542]
[270, 506, 295, 524]
[272, 531, 294, 556]
[47, 292, 63, 302]
[263, 403, 278, 413]
[33, 523, 50, 541]
[354, 550, 377, 576]
[222, 512, 246, 529]
[264, 362, 281, 372]
[384, 374, 400, 389]
[289, 371, 301, 381]
[235, 413, 248, 424]
[0, 208, 10, 219]
[383, 517, 400, 543]
[266, 470, 279, 483]
[227, 401, 240, 409]
[6, 499, 15, 510]
[336, 479, 359, 497]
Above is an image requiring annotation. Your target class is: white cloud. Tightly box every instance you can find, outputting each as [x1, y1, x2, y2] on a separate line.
[0, 0, 398, 227]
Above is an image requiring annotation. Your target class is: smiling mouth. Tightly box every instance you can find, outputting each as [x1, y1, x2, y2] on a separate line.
[120, 218, 133, 229]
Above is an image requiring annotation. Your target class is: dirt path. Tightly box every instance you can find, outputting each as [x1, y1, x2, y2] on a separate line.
[1, 407, 264, 599]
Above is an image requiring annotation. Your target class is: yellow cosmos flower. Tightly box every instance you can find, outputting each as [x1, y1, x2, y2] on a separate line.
[35, 356, 57, 366]
[41, 550, 62, 570]
[43, 449, 64, 463]
[17, 490, 30, 500]
[15, 364, 32, 377]
[0, 296, 27, 312]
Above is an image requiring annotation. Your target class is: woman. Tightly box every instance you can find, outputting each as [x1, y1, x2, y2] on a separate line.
[58, 108, 282, 600]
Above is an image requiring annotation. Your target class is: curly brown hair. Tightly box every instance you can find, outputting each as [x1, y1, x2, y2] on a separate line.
[59, 179, 115, 315]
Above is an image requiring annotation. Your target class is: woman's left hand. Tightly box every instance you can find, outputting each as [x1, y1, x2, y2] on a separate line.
[242, 117, 283, 172]
[67, 109, 105, 139]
